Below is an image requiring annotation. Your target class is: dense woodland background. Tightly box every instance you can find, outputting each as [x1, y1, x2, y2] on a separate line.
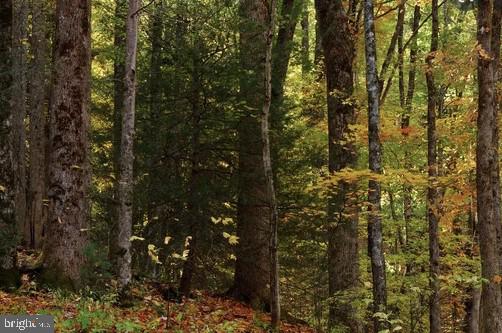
[1, 0, 502, 332]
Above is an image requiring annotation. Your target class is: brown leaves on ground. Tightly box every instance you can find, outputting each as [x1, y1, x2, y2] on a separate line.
[0, 287, 315, 333]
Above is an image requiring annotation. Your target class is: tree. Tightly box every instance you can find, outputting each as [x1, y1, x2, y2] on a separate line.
[364, 0, 387, 331]
[27, 0, 50, 249]
[402, 5, 421, 242]
[315, 0, 361, 331]
[0, 0, 19, 289]
[300, 1, 310, 73]
[425, 1, 441, 332]
[476, 0, 502, 332]
[261, 2, 280, 327]
[109, 0, 126, 268]
[180, 35, 204, 297]
[117, 0, 140, 293]
[11, 0, 28, 244]
[233, 0, 276, 310]
[43, 0, 91, 288]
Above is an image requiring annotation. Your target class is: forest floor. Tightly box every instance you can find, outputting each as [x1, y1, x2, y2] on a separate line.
[0, 282, 315, 333]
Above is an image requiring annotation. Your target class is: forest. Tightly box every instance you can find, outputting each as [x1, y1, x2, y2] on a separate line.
[0, 0, 502, 332]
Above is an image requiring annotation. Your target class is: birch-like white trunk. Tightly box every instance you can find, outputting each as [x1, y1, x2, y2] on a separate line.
[117, 0, 140, 290]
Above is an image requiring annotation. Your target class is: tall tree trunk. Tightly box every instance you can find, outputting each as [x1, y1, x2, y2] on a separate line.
[0, 0, 19, 289]
[270, 0, 301, 194]
[490, 0, 501, 282]
[143, 0, 163, 278]
[364, 0, 387, 331]
[477, 0, 502, 332]
[180, 38, 204, 298]
[300, 2, 310, 74]
[402, 4, 420, 255]
[315, 0, 361, 331]
[43, 0, 91, 289]
[12, 0, 28, 245]
[425, 1, 441, 332]
[261, 4, 280, 325]
[397, 3, 405, 108]
[109, 0, 126, 269]
[378, 0, 405, 95]
[233, 0, 275, 311]
[466, 287, 481, 333]
[117, 0, 140, 292]
[147, 0, 163, 214]
[27, 0, 49, 250]
[272, 0, 302, 109]
[314, 13, 322, 67]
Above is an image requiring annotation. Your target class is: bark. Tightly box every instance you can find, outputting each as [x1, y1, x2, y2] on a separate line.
[180, 38, 204, 298]
[378, 1, 405, 95]
[315, 0, 361, 331]
[0, 0, 19, 289]
[12, 0, 28, 245]
[143, 0, 163, 277]
[270, 0, 301, 192]
[364, 0, 387, 330]
[261, 4, 280, 326]
[27, 0, 49, 250]
[476, 0, 502, 332]
[43, 0, 91, 289]
[146, 0, 162, 218]
[301, 3, 310, 74]
[397, 3, 405, 108]
[233, 0, 275, 310]
[491, 0, 501, 288]
[402, 3, 420, 275]
[109, 0, 126, 267]
[425, 1, 441, 332]
[272, 0, 304, 107]
[404, 5, 421, 119]
[117, 0, 140, 291]
[314, 12, 322, 67]
[466, 288, 481, 333]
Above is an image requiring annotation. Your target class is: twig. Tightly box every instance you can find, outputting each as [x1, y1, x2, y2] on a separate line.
[131, 0, 156, 17]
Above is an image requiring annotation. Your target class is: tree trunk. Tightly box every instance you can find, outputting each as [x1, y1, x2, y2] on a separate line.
[378, 0, 405, 95]
[0, 0, 19, 289]
[491, 0, 501, 284]
[425, 1, 441, 332]
[143, 0, 163, 278]
[397, 3, 405, 108]
[27, 0, 49, 250]
[180, 38, 204, 298]
[476, 0, 502, 332]
[270, 0, 301, 196]
[109, 0, 126, 270]
[147, 0, 163, 219]
[11, 0, 28, 245]
[261, 3, 280, 325]
[233, 0, 276, 311]
[272, 0, 302, 109]
[43, 0, 91, 289]
[402, 4, 420, 256]
[300, 3, 310, 74]
[363, 0, 387, 331]
[466, 288, 481, 333]
[315, 0, 361, 331]
[117, 0, 140, 292]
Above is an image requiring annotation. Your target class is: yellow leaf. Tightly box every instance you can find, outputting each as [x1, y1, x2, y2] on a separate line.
[223, 232, 239, 245]
[148, 244, 162, 265]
